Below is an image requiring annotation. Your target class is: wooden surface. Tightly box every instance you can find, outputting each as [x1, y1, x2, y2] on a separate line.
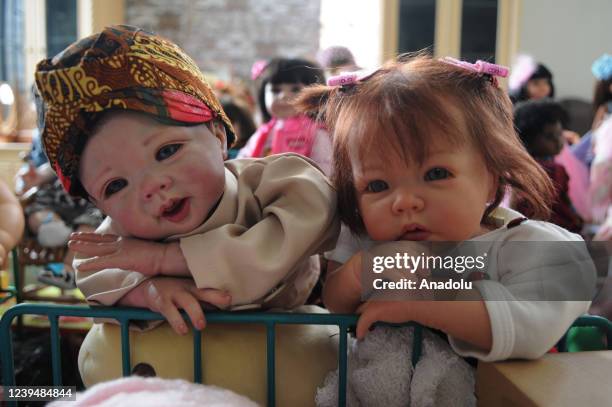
[477, 351, 612, 406]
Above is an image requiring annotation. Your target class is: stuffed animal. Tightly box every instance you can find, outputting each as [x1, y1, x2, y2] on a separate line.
[48, 376, 258, 406]
[315, 326, 476, 407]
[78, 306, 338, 406]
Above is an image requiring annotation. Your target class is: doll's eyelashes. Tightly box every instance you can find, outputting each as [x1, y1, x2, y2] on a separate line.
[104, 178, 127, 198]
[156, 143, 182, 161]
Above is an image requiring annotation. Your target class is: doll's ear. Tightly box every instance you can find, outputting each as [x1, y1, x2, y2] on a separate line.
[487, 175, 501, 204]
[210, 120, 228, 159]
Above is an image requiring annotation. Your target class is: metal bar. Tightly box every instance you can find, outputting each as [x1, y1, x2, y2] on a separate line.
[49, 315, 62, 385]
[266, 322, 276, 407]
[338, 324, 348, 407]
[120, 319, 131, 376]
[193, 328, 202, 383]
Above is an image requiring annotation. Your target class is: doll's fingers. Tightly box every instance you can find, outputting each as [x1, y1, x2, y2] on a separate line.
[73, 256, 117, 272]
[69, 232, 119, 243]
[173, 292, 206, 330]
[67, 240, 119, 256]
[159, 301, 189, 335]
[356, 311, 377, 340]
[192, 288, 232, 309]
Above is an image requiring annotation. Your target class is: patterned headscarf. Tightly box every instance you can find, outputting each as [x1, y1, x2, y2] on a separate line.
[35, 25, 235, 198]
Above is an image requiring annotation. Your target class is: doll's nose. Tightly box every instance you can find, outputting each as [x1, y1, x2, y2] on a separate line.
[142, 175, 172, 200]
[391, 189, 424, 214]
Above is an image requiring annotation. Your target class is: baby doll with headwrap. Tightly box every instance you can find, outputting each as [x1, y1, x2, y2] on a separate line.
[35, 25, 340, 405]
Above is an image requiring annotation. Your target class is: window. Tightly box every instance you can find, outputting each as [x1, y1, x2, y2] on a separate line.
[460, 0, 498, 62]
[46, 0, 77, 58]
[398, 0, 436, 54]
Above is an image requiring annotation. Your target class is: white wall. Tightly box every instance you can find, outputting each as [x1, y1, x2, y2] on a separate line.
[319, 0, 383, 70]
[518, 0, 612, 101]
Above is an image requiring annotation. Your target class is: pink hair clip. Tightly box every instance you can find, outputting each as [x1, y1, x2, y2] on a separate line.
[251, 60, 268, 81]
[327, 68, 378, 87]
[441, 56, 509, 78]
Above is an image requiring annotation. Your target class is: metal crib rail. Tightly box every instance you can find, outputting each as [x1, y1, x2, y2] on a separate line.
[0, 302, 362, 407]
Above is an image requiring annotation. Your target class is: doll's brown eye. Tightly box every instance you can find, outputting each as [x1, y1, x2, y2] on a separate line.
[156, 143, 182, 161]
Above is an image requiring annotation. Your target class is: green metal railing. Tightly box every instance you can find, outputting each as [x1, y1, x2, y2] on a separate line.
[0, 303, 424, 407]
[2, 303, 609, 406]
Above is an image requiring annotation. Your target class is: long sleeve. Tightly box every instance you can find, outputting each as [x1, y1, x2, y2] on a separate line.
[180, 154, 339, 306]
[449, 220, 595, 361]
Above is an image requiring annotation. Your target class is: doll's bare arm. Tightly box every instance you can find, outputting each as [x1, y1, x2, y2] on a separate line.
[69, 232, 189, 276]
[0, 181, 25, 267]
[356, 296, 492, 351]
[322, 253, 363, 313]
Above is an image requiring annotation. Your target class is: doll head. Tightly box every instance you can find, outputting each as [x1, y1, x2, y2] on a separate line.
[78, 110, 227, 239]
[256, 58, 325, 123]
[591, 53, 612, 112]
[514, 99, 565, 159]
[317, 45, 360, 77]
[35, 25, 235, 239]
[297, 54, 554, 238]
[35, 25, 235, 200]
[509, 55, 555, 103]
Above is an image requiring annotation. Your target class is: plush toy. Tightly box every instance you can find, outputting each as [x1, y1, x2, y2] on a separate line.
[78, 306, 339, 406]
[315, 326, 476, 407]
[48, 376, 258, 406]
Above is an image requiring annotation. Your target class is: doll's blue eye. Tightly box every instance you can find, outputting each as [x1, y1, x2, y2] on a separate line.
[156, 144, 182, 161]
[424, 168, 451, 181]
[366, 180, 389, 193]
[104, 179, 127, 198]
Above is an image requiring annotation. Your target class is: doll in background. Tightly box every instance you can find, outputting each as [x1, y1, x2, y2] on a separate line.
[508, 55, 590, 218]
[296, 55, 595, 405]
[316, 45, 360, 78]
[222, 99, 256, 159]
[590, 53, 612, 130]
[512, 99, 583, 233]
[237, 58, 332, 174]
[0, 180, 24, 270]
[508, 55, 555, 104]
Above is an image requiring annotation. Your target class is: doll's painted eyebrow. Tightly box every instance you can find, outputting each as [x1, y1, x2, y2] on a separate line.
[89, 166, 112, 198]
[142, 130, 168, 147]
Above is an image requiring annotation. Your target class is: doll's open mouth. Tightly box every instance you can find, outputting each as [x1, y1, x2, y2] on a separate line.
[161, 198, 190, 222]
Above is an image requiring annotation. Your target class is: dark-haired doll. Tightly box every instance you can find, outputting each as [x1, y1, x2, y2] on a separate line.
[238, 58, 332, 174]
[508, 55, 555, 104]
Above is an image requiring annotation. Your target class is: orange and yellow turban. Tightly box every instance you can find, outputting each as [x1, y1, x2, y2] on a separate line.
[35, 25, 234, 197]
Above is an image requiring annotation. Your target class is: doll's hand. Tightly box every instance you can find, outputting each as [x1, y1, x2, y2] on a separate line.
[69, 232, 166, 275]
[562, 130, 581, 145]
[355, 301, 419, 340]
[141, 277, 232, 335]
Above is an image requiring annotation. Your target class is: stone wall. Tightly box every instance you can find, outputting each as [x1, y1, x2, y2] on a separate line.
[125, 0, 321, 82]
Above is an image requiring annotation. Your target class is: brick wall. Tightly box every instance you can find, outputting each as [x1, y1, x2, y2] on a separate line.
[125, 0, 321, 81]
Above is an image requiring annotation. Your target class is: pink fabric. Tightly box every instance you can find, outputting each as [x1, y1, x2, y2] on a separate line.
[555, 143, 591, 220]
[509, 55, 537, 92]
[48, 376, 257, 406]
[251, 115, 320, 158]
[590, 117, 612, 223]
